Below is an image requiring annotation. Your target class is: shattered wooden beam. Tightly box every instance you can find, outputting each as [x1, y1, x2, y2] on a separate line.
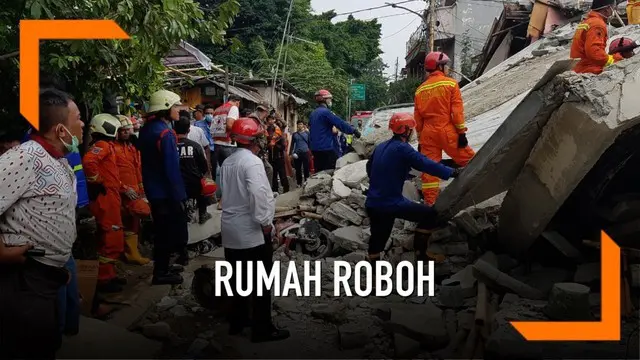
[472, 259, 544, 300]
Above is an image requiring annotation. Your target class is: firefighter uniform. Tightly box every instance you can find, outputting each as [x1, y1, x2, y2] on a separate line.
[570, 10, 623, 74]
[114, 118, 151, 265]
[414, 70, 475, 205]
[84, 136, 124, 285]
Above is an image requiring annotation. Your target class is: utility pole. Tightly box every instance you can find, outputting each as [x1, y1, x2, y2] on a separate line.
[428, 0, 436, 52]
[394, 57, 399, 82]
[224, 65, 229, 102]
[271, 0, 295, 106]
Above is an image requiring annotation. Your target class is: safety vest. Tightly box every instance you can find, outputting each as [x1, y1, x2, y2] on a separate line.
[211, 102, 233, 143]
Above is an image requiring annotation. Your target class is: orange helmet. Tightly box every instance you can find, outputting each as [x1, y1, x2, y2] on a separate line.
[389, 112, 416, 135]
[230, 117, 263, 144]
[314, 89, 332, 102]
[609, 37, 639, 55]
[425, 51, 450, 71]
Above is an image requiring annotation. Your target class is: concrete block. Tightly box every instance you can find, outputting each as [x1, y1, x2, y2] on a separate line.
[333, 160, 369, 188]
[323, 202, 363, 227]
[442, 265, 476, 298]
[276, 188, 302, 208]
[453, 211, 483, 237]
[541, 231, 583, 260]
[386, 302, 449, 350]
[574, 262, 601, 285]
[402, 180, 420, 202]
[438, 281, 464, 308]
[339, 323, 369, 349]
[303, 173, 332, 196]
[544, 283, 592, 321]
[336, 152, 361, 169]
[332, 226, 367, 251]
[473, 259, 545, 300]
[332, 179, 352, 198]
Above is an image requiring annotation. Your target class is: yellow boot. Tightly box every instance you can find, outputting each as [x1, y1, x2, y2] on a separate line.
[124, 233, 151, 265]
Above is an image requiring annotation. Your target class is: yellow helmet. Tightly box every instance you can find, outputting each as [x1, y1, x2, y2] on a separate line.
[116, 114, 133, 129]
[89, 113, 120, 138]
[148, 89, 182, 114]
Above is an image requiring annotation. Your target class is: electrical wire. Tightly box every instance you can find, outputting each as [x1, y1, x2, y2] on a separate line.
[381, 17, 420, 40]
[333, 0, 421, 17]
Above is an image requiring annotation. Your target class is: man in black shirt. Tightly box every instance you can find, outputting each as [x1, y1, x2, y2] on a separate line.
[175, 114, 212, 224]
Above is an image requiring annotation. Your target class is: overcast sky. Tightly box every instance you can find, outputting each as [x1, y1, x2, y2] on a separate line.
[310, 0, 429, 79]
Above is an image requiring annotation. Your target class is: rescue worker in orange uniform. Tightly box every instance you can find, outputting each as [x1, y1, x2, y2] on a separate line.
[414, 51, 475, 205]
[114, 115, 151, 265]
[83, 114, 126, 293]
[570, 0, 623, 74]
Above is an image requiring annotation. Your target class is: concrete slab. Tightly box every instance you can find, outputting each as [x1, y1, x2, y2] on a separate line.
[435, 60, 576, 218]
[58, 316, 162, 359]
[187, 205, 221, 245]
[499, 57, 640, 254]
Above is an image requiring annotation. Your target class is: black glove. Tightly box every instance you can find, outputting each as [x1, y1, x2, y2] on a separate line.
[87, 183, 107, 201]
[353, 129, 361, 139]
[451, 167, 464, 178]
[457, 133, 468, 148]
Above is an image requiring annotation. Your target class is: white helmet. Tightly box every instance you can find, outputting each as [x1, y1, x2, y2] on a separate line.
[90, 114, 120, 138]
[116, 114, 133, 129]
[148, 89, 182, 114]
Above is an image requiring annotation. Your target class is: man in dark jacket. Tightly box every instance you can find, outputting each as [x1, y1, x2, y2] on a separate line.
[175, 114, 212, 224]
[266, 115, 289, 193]
[309, 89, 360, 171]
[137, 89, 187, 285]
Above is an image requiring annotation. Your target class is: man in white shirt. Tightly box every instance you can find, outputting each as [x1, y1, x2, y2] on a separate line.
[0, 88, 84, 358]
[221, 117, 290, 343]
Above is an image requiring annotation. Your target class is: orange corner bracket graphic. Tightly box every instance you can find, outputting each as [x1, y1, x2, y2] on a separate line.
[20, 20, 130, 130]
[511, 231, 621, 341]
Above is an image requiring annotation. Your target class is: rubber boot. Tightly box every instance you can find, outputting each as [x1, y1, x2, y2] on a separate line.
[414, 230, 446, 263]
[124, 233, 151, 265]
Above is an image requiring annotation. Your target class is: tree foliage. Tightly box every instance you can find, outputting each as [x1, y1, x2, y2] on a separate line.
[194, 0, 389, 117]
[387, 76, 422, 105]
[0, 0, 239, 134]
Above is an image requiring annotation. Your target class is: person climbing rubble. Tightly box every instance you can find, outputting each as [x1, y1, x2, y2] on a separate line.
[114, 115, 151, 266]
[83, 113, 127, 293]
[309, 89, 361, 172]
[570, 0, 623, 74]
[414, 51, 475, 205]
[365, 113, 462, 268]
[608, 36, 640, 59]
[137, 89, 188, 286]
[220, 117, 290, 343]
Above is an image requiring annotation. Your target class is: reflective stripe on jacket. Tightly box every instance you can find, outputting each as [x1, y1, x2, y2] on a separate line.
[570, 11, 623, 74]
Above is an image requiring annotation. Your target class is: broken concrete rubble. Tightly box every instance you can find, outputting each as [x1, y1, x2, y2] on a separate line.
[323, 201, 363, 227]
[332, 179, 352, 198]
[304, 173, 332, 196]
[385, 302, 449, 350]
[544, 282, 592, 321]
[332, 226, 368, 251]
[336, 152, 361, 169]
[333, 160, 368, 188]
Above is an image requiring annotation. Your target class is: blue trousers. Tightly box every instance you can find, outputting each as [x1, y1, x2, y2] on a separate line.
[57, 256, 80, 335]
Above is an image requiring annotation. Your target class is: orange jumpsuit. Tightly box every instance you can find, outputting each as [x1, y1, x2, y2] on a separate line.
[570, 11, 623, 74]
[114, 141, 150, 231]
[83, 140, 124, 283]
[414, 70, 475, 205]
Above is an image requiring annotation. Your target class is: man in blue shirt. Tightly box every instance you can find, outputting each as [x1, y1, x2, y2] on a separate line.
[309, 89, 361, 172]
[289, 121, 311, 186]
[193, 104, 215, 174]
[365, 113, 462, 266]
[137, 89, 188, 286]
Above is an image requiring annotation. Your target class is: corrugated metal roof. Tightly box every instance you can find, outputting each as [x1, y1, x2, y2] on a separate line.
[281, 91, 308, 105]
[210, 81, 265, 104]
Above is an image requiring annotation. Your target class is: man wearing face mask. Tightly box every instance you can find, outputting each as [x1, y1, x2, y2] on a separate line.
[415, 51, 475, 206]
[0, 88, 84, 359]
[137, 89, 188, 286]
[570, 0, 623, 74]
[83, 113, 129, 294]
[195, 105, 215, 175]
[308, 89, 361, 172]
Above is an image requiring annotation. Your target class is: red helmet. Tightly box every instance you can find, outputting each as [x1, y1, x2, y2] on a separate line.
[231, 117, 263, 144]
[425, 51, 450, 71]
[314, 89, 333, 102]
[200, 178, 218, 197]
[609, 37, 639, 56]
[389, 112, 417, 135]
